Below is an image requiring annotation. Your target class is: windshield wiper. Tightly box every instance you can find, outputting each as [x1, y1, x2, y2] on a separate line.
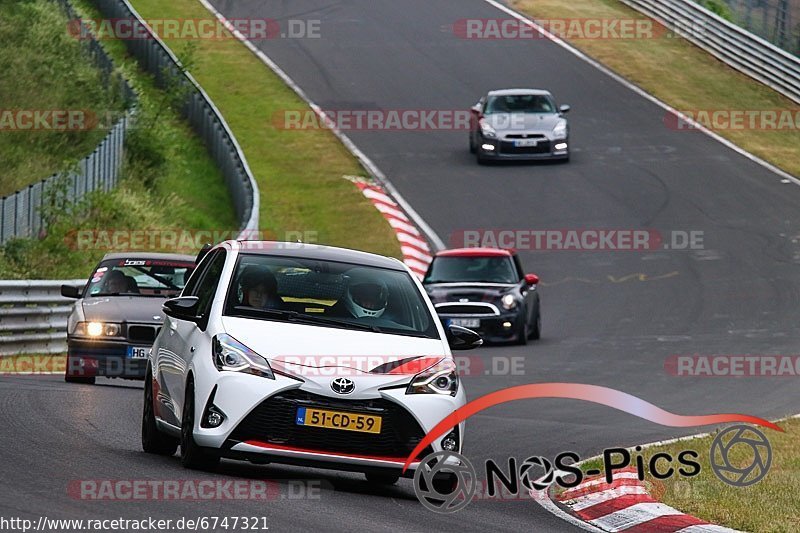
[230, 306, 380, 332]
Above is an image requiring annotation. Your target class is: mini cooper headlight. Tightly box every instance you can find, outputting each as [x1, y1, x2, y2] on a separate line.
[479, 118, 497, 139]
[553, 119, 568, 139]
[501, 293, 517, 310]
[212, 334, 274, 379]
[407, 358, 458, 396]
[73, 321, 122, 338]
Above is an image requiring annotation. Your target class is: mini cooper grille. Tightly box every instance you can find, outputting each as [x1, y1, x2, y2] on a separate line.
[127, 325, 159, 343]
[435, 303, 498, 316]
[500, 140, 551, 154]
[228, 389, 431, 458]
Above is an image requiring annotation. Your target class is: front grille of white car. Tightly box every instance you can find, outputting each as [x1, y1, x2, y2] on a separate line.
[227, 389, 433, 458]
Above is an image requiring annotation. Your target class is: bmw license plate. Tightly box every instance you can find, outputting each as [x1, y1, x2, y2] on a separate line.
[449, 318, 480, 328]
[126, 346, 149, 359]
[514, 139, 539, 147]
[296, 407, 382, 434]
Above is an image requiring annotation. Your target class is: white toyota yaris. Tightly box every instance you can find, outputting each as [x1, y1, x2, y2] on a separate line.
[142, 240, 480, 484]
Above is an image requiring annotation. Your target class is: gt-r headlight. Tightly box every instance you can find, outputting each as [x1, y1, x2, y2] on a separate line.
[407, 358, 458, 396]
[553, 119, 568, 139]
[213, 334, 274, 379]
[501, 293, 517, 310]
[479, 118, 497, 139]
[72, 321, 122, 338]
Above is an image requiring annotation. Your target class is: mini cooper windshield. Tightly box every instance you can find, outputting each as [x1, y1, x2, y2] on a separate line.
[224, 254, 439, 339]
[424, 256, 518, 284]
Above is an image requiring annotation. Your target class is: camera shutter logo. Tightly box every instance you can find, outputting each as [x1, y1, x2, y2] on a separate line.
[413, 451, 476, 513]
[710, 425, 772, 487]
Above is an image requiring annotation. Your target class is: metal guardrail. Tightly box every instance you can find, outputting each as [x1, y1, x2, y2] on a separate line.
[91, 0, 260, 235]
[620, 0, 800, 104]
[0, 0, 136, 246]
[0, 280, 84, 356]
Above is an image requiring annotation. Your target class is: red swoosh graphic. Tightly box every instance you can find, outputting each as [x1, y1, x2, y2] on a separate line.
[402, 383, 782, 472]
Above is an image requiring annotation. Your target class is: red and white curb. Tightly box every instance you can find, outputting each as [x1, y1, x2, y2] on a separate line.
[533, 467, 739, 533]
[346, 176, 433, 278]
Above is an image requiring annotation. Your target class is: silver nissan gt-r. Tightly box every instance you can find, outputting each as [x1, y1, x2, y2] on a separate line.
[469, 89, 570, 163]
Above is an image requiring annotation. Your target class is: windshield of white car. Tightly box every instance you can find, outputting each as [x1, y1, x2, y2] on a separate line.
[85, 259, 194, 298]
[223, 254, 440, 339]
[484, 94, 556, 114]
[424, 256, 519, 284]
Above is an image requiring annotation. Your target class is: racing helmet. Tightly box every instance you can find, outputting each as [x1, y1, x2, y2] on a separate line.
[344, 269, 389, 318]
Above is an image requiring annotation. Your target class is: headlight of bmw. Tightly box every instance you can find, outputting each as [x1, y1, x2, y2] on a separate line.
[553, 119, 568, 139]
[407, 358, 458, 396]
[213, 334, 275, 379]
[479, 118, 497, 139]
[72, 321, 122, 338]
[501, 293, 517, 310]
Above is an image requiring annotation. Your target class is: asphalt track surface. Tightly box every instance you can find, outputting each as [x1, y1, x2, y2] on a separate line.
[4, 0, 800, 531]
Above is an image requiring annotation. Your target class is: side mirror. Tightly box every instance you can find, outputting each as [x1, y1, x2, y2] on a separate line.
[60, 285, 81, 298]
[446, 325, 483, 351]
[163, 296, 200, 321]
[559, 104, 570, 114]
[524, 273, 539, 286]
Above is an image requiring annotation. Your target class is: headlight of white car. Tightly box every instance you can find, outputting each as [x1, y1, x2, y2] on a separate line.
[479, 118, 497, 138]
[553, 119, 568, 139]
[406, 358, 458, 396]
[72, 321, 122, 338]
[501, 293, 517, 310]
[213, 334, 274, 379]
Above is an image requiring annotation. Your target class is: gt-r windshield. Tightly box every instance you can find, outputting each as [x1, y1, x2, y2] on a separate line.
[485, 94, 556, 114]
[424, 256, 519, 284]
[223, 254, 440, 339]
[85, 258, 194, 297]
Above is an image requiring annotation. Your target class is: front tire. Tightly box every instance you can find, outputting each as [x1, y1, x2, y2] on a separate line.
[181, 379, 220, 470]
[528, 308, 542, 340]
[469, 132, 477, 154]
[142, 372, 178, 456]
[65, 356, 95, 384]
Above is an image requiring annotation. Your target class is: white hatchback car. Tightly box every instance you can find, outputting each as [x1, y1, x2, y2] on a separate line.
[142, 241, 480, 484]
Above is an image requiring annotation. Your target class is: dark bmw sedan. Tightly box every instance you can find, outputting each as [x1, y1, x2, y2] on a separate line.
[423, 248, 541, 345]
[60, 252, 195, 384]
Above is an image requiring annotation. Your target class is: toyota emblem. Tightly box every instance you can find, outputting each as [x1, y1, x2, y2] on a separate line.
[331, 377, 355, 395]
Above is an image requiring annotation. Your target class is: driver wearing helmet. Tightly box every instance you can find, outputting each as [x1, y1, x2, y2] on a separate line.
[342, 269, 389, 319]
[239, 265, 281, 309]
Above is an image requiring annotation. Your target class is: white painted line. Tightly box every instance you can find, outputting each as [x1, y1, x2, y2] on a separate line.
[481, 0, 800, 185]
[568, 486, 649, 511]
[588, 502, 683, 531]
[197, 0, 445, 251]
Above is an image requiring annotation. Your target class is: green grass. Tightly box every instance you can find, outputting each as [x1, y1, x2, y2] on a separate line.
[0, 0, 237, 279]
[637, 419, 800, 532]
[510, 0, 800, 177]
[0, 0, 125, 197]
[127, 0, 401, 259]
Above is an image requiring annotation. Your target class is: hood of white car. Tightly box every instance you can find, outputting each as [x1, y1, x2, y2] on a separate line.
[484, 112, 564, 134]
[221, 317, 450, 397]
